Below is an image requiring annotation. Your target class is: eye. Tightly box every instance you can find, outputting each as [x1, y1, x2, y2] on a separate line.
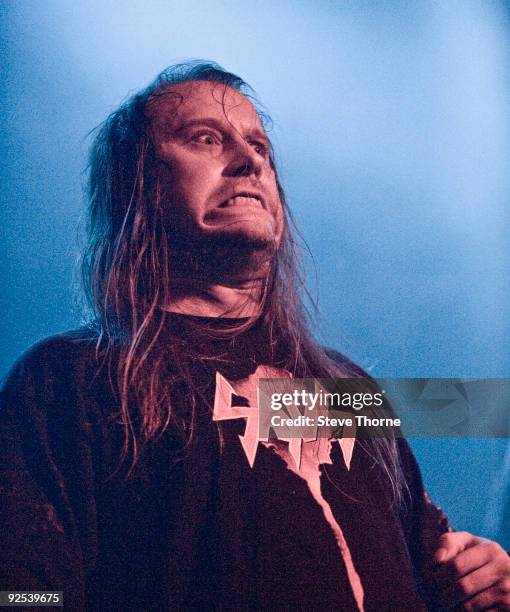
[249, 140, 269, 157]
[191, 131, 221, 146]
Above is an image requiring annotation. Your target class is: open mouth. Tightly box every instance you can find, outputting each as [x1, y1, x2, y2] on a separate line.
[218, 193, 263, 209]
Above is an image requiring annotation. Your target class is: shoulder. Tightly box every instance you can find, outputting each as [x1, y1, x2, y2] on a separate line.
[323, 347, 372, 379]
[1, 327, 104, 399]
[0, 327, 119, 454]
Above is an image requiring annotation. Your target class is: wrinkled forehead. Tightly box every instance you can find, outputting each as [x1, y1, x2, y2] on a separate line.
[146, 80, 266, 136]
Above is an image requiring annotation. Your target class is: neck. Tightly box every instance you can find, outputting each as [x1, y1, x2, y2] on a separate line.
[163, 276, 264, 318]
[162, 245, 272, 318]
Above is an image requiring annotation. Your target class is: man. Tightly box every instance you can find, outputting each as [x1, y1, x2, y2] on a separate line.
[1, 61, 509, 611]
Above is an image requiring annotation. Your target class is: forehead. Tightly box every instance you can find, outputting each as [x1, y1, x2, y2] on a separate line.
[147, 80, 265, 134]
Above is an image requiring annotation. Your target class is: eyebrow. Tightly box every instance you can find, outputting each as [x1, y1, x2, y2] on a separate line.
[173, 118, 270, 144]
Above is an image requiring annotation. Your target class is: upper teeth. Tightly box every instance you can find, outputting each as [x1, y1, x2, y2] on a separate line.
[224, 196, 261, 207]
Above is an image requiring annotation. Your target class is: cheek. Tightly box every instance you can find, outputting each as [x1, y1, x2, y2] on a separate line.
[155, 157, 197, 203]
[158, 150, 218, 199]
[271, 186, 285, 244]
[275, 202, 285, 245]
[268, 180, 284, 221]
[156, 166, 218, 233]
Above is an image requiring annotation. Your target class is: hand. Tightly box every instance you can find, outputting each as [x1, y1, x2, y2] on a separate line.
[433, 531, 510, 610]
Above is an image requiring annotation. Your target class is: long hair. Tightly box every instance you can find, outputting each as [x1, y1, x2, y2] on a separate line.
[82, 60, 405, 501]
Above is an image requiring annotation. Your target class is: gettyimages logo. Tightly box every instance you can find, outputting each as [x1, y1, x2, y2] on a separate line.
[258, 378, 400, 440]
[259, 378, 510, 439]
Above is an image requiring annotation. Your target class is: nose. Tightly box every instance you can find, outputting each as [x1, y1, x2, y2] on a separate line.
[224, 138, 264, 178]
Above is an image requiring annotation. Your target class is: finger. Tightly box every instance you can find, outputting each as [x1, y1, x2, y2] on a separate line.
[437, 563, 501, 610]
[435, 558, 503, 609]
[435, 540, 504, 587]
[456, 578, 510, 611]
[435, 532, 485, 564]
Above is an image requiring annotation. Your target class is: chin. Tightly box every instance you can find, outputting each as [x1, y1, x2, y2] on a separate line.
[189, 231, 276, 278]
[168, 224, 279, 278]
[207, 229, 278, 252]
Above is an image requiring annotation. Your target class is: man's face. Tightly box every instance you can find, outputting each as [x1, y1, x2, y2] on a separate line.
[148, 81, 283, 252]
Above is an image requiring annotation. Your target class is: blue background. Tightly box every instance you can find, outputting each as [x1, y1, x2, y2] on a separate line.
[2, 1, 509, 543]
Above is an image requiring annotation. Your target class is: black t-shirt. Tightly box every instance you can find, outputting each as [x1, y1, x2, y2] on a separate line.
[0, 321, 449, 611]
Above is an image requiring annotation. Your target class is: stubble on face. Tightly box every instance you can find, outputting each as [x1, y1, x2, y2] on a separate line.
[145, 81, 284, 280]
